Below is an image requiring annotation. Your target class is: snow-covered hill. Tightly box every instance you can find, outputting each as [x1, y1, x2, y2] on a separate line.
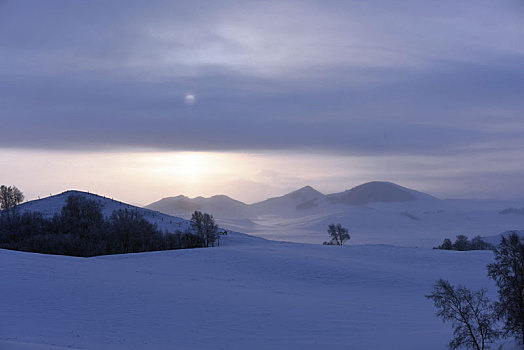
[16, 190, 191, 233]
[1, 233, 516, 350]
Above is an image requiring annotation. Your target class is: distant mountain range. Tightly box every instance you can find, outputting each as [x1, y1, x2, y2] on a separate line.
[145, 181, 524, 247]
[146, 194, 251, 219]
[146, 181, 440, 218]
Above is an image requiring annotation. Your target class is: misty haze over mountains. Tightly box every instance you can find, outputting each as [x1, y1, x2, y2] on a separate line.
[146, 181, 439, 219]
[147, 181, 524, 247]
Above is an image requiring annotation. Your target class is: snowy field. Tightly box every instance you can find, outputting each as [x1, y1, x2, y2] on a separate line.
[0, 232, 511, 350]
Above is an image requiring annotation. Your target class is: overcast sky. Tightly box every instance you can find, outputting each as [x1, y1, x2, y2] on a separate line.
[1, 0, 524, 204]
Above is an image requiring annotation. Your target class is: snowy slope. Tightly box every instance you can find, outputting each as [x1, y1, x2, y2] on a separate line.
[15, 190, 191, 233]
[0, 233, 515, 350]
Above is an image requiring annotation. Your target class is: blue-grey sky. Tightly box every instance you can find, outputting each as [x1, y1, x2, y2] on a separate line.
[1, 0, 524, 203]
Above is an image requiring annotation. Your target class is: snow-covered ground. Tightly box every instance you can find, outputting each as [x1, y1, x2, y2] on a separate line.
[0, 232, 514, 350]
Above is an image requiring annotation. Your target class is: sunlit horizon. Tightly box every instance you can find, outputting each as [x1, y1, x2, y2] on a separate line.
[3, 148, 524, 207]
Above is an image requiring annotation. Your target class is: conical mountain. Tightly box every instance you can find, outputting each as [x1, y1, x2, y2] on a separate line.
[250, 186, 326, 214]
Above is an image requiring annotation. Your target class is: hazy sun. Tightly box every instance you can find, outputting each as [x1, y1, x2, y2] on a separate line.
[143, 152, 240, 186]
[174, 153, 208, 181]
[184, 93, 196, 105]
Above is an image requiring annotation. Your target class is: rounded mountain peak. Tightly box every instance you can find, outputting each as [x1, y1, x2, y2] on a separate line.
[328, 181, 437, 205]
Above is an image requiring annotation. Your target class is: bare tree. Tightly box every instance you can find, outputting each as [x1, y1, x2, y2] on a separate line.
[426, 279, 499, 350]
[190, 211, 218, 247]
[453, 235, 471, 251]
[487, 232, 524, 347]
[0, 185, 24, 213]
[436, 236, 493, 251]
[471, 236, 493, 251]
[438, 238, 454, 250]
[324, 223, 350, 246]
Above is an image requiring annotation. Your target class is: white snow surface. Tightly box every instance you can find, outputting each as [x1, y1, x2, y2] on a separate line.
[0, 232, 517, 350]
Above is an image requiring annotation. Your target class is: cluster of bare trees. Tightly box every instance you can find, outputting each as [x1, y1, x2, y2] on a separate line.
[427, 232, 524, 350]
[0, 194, 206, 256]
[190, 211, 220, 247]
[0, 185, 24, 214]
[436, 235, 494, 251]
[0, 186, 224, 256]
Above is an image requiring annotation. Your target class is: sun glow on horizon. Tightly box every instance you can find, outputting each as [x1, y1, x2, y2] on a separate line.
[2, 148, 523, 207]
[142, 152, 241, 185]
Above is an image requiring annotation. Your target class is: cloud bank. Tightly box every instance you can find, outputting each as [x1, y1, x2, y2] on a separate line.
[1, 0, 523, 157]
